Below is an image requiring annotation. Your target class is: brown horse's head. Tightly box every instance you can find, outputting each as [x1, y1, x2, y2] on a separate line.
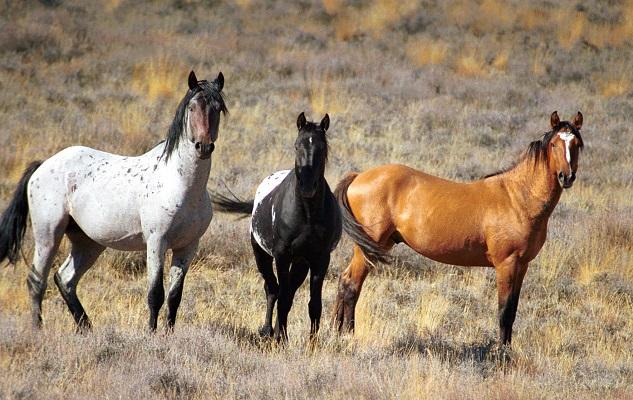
[547, 111, 584, 189]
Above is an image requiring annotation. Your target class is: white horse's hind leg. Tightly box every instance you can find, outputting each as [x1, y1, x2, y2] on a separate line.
[166, 241, 198, 330]
[28, 217, 67, 328]
[54, 226, 104, 332]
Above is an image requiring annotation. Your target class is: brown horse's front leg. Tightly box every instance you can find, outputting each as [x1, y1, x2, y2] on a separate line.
[495, 258, 528, 345]
[333, 245, 370, 333]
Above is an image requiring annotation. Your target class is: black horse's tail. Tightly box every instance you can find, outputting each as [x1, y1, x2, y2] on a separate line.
[335, 173, 391, 264]
[0, 161, 42, 265]
[211, 191, 254, 218]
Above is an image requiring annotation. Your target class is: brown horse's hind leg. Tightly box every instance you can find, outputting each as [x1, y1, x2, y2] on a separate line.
[495, 258, 528, 345]
[333, 245, 370, 333]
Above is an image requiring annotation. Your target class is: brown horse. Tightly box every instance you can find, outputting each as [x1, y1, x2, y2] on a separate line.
[333, 111, 584, 345]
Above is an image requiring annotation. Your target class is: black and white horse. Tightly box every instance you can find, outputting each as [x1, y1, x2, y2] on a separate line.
[213, 112, 341, 341]
[0, 71, 227, 332]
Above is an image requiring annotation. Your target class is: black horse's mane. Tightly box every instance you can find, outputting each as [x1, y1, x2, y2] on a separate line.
[161, 80, 228, 161]
[484, 122, 584, 178]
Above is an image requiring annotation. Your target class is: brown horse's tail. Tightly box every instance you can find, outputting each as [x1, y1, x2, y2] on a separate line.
[335, 173, 391, 264]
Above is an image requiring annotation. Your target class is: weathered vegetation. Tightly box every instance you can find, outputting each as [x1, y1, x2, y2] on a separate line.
[1, 0, 632, 399]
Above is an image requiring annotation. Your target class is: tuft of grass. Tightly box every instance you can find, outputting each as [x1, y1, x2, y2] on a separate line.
[406, 38, 449, 67]
[132, 58, 185, 102]
[557, 11, 586, 50]
[1, 0, 632, 398]
[455, 51, 487, 77]
[600, 78, 631, 98]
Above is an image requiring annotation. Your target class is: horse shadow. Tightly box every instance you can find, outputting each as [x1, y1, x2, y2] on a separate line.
[205, 320, 286, 352]
[390, 332, 513, 370]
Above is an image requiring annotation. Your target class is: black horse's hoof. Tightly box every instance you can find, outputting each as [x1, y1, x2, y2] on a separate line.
[75, 319, 92, 335]
[258, 325, 274, 338]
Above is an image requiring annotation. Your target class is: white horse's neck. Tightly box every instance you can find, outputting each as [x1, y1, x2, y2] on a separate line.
[160, 140, 211, 197]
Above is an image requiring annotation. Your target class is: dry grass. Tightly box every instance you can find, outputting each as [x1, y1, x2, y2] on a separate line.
[1, 0, 632, 399]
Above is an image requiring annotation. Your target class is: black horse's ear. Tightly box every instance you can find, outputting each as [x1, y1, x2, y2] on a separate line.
[188, 70, 198, 90]
[550, 111, 560, 129]
[297, 112, 307, 130]
[572, 111, 583, 130]
[320, 114, 330, 131]
[215, 72, 224, 91]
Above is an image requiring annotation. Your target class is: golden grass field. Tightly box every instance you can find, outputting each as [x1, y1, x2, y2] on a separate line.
[1, 0, 632, 398]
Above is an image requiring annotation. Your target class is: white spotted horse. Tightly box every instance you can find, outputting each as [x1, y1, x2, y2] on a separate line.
[0, 70, 227, 332]
[213, 112, 342, 342]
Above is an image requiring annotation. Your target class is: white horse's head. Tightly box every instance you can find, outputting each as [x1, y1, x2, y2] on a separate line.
[162, 70, 227, 161]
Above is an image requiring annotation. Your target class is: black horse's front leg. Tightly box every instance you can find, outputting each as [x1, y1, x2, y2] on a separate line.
[308, 254, 329, 339]
[252, 235, 277, 337]
[274, 254, 292, 343]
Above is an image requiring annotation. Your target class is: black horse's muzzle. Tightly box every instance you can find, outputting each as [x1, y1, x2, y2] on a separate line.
[195, 142, 214, 159]
[558, 171, 576, 189]
[297, 167, 318, 198]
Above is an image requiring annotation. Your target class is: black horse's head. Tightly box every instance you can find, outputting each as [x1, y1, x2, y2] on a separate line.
[294, 112, 329, 198]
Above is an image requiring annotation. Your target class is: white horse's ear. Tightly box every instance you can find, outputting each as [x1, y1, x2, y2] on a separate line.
[320, 114, 330, 131]
[297, 112, 307, 130]
[215, 72, 224, 92]
[572, 111, 583, 130]
[188, 70, 198, 90]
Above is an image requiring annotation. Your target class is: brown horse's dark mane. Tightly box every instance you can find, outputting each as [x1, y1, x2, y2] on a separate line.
[483, 122, 584, 179]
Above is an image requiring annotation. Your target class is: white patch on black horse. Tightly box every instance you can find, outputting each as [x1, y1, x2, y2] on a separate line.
[250, 170, 290, 256]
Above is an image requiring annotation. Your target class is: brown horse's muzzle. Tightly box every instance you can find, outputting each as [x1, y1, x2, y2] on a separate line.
[195, 142, 214, 159]
[558, 171, 576, 189]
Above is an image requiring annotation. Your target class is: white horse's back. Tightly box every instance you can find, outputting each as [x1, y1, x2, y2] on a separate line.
[28, 145, 165, 250]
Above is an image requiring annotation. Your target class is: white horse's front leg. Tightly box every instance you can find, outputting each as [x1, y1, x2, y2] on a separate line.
[146, 236, 167, 332]
[166, 240, 198, 330]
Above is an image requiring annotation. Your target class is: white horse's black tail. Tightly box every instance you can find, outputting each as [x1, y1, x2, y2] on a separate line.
[211, 191, 253, 219]
[0, 161, 42, 265]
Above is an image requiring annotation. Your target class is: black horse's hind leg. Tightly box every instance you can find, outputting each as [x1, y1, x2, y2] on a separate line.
[251, 235, 277, 337]
[308, 254, 329, 339]
[166, 241, 197, 330]
[54, 226, 104, 333]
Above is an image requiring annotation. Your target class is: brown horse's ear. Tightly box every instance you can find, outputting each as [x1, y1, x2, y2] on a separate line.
[320, 114, 330, 131]
[297, 112, 307, 130]
[550, 111, 560, 129]
[572, 111, 583, 130]
[188, 70, 198, 90]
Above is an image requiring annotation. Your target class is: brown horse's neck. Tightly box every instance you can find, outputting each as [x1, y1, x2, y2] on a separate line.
[500, 155, 563, 221]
